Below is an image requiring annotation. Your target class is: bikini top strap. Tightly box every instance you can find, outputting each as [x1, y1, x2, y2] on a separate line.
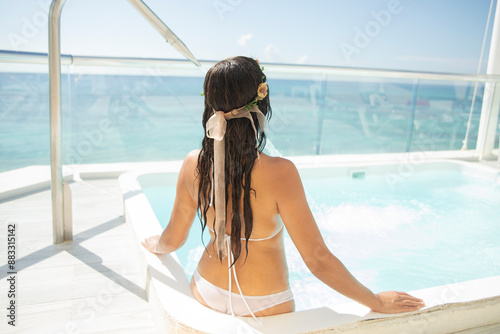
[247, 223, 284, 241]
[207, 221, 284, 242]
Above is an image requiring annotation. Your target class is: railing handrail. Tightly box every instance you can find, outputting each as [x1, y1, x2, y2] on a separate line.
[2, 49, 500, 82]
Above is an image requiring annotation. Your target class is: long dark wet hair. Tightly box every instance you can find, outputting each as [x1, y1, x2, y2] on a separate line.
[197, 56, 272, 265]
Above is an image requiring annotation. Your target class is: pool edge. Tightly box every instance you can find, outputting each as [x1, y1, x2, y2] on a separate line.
[118, 160, 500, 334]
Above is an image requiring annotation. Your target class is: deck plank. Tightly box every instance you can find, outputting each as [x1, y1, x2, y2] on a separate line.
[0, 179, 158, 334]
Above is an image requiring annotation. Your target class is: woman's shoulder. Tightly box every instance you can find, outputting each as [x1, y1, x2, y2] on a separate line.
[258, 154, 299, 180]
[260, 153, 294, 167]
[181, 150, 300, 181]
[178, 149, 200, 179]
[185, 149, 201, 162]
[181, 149, 201, 167]
[183, 150, 297, 168]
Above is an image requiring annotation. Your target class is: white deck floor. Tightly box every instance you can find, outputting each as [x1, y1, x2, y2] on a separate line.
[0, 179, 158, 334]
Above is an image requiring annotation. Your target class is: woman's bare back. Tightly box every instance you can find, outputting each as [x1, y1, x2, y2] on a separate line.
[187, 151, 295, 316]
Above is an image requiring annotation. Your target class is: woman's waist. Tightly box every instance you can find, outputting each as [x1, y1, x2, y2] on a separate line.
[197, 252, 290, 295]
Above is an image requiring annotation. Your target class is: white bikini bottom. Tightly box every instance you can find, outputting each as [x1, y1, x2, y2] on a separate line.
[193, 269, 294, 317]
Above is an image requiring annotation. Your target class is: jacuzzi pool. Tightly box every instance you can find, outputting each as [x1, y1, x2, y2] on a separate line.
[119, 158, 500, 333]
[140, 162, 500, 311]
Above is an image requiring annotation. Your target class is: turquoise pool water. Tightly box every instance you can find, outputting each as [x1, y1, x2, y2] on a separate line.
[142, 167, 500, 311]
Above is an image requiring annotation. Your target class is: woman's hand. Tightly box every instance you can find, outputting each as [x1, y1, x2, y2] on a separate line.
[141, 235, 162, 254]
[371, 291, 425, 314]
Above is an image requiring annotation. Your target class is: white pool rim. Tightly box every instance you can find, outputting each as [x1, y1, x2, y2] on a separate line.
[118, 158, 500, 334]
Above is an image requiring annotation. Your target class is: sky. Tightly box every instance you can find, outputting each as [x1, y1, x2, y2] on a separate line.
[0, 0, 497, 73]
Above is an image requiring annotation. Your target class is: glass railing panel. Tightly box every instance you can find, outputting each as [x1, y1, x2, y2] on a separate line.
[318, 77, 415, 154]
[408, 80, 483, 152]
[2, 55, 499, 174]
[265, 72, 326, 156]
[0, 63, 51, 172]
[62, 65, 205, 166]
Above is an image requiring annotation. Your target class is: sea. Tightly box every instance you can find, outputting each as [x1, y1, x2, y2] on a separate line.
[0, 71, 494, 173]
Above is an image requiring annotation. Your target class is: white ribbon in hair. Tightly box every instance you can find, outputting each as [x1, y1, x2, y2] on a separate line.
[205, 104, 268, 260]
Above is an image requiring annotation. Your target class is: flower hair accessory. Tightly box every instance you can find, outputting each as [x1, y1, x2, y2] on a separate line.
[205, 89, 268, 261]
[257, 83, 268, 100]
[239, 83, 268, 112]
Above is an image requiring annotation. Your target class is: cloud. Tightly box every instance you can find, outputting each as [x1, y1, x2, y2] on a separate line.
[237, 33, 253, 46]
[296, 55, 308, 64]
[264, 43, 279, 61]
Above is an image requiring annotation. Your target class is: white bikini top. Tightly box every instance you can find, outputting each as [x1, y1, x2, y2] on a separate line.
[207, 221, 284, 242]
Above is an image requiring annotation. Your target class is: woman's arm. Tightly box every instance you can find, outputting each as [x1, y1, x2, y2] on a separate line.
[142, 150, 199, 254]
[272, 158, 425, 314]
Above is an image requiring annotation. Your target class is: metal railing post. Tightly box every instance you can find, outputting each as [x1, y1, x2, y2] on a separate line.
[405, 79, 420, 152]
[3, 50, 500, 82]
[49, 0, 70, 244]
[47, 0, 199, 244]
[315, 74, 327, 155]
[477, 0, 500, 159]
[498, 124, 500, 164]
[127, 0, 200, 66]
